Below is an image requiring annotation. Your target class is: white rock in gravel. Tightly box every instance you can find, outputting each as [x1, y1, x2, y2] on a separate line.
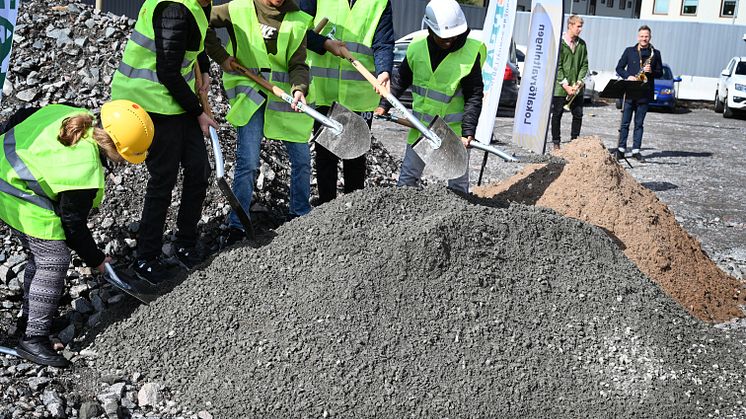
[137, 382, 162, 407]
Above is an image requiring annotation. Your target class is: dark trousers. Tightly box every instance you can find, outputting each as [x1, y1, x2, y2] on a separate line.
[137, 113, 210, 260]
[313, 106, 372, 205]
[618, 99, 649, 152]
[550, 95, 583, 145]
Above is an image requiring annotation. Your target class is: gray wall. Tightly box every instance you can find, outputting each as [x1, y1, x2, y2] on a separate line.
[390, 0, 486, 38]
[512, 12, 746, 78]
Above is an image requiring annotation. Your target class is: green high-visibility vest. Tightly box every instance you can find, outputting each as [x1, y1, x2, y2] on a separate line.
[307, 0, 387, 112]
[110, 0, 208, 115]
[0, 105, 105, 240]
[222, 0, 313, 142]
[406, 36, 486, 145]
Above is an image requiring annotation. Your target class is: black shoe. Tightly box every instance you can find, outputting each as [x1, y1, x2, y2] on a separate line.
[133, 257, 171, 285]
[225, 227, 246, 247]
[11, 315, 69, 338]
[16, 336, 70, 368]
[632, 152, 645, 162]
[615, 150, 625, 161]
[175, 246, 203, 270]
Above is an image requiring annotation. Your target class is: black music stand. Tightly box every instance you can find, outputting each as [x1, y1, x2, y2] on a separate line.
[600, 79, 648, 168]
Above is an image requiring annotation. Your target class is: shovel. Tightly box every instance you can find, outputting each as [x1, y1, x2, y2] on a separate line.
[374, 113, 516, 161]
[229, 61, 370, 160]
[195, 66, 256, 240]
[315, 20, 468, 180]
[103, 262, 158, 305]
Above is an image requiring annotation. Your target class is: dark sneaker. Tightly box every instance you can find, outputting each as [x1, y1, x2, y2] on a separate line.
[175, 246, 203, 270]
[225, 227, 246, 247]
[16, 336, 70, 368]
[632, 152, 645, 162]
[615, 150, 625, 161]
[552, 143, 561, 151]
[133, 257, 171, 285]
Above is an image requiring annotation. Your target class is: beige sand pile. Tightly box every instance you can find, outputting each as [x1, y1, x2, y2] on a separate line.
[474, 136, 745, 322]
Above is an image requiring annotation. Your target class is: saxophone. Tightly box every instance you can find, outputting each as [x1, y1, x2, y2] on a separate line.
[637, 45, 655, 83]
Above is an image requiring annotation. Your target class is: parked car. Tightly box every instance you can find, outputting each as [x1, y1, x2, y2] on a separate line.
[583, 71, 598, 104]
[615, 64, 681, 112]
[715, 56, 746, 118]
[392, 30, 520, 111]
[515, 44, 526, 78]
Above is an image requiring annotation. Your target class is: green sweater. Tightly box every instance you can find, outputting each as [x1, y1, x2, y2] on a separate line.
[554, 36, 589, 97]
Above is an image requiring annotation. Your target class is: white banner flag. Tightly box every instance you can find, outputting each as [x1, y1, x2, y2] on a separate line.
[0, 0, 19, 104]
[475, 0, 517, 145]
[511, 0, 563, 155]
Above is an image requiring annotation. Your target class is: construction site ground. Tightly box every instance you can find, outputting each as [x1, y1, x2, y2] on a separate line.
[374, 100, 746, 278]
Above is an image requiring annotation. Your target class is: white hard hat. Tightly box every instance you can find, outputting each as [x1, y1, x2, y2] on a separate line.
[422, 0, 468, 39]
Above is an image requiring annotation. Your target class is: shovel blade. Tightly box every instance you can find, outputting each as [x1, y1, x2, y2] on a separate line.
[104, 266, 158, 305]
[314, 102, 371, 160]
[412, 116, 468, 180]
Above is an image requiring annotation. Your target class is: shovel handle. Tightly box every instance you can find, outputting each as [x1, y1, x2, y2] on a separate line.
[194, 65, 214, 119]
[313, 17, 329, 34]
[230, 61, 342, 133]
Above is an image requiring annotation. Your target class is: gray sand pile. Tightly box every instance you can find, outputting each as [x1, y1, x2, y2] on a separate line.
[90, 187, 746, 417]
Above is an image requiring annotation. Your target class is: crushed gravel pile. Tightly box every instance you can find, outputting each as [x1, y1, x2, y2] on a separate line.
[475, 136, 746, 323]
[90, 186, 746, 418]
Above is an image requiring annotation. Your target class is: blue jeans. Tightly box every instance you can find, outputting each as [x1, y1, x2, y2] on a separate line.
[228, 106, 311, 230]
[397, 144, 470, 193]
[618, 99, 649, 153]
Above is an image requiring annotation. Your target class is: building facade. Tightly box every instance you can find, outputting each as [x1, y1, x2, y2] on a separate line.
[515, 0, 641, 18]
[639, 0, 746, 24]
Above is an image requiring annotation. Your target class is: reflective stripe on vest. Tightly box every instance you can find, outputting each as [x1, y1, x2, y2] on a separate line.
[405, 36, 486, 144]
[307, 0, 387, 111]
[110, 0, 207, 115]
[0, 105, 105, 240]
[222, 0, 313, 142]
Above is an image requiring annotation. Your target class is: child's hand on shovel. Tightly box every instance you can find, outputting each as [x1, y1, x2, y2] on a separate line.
[461, 136, 473, 147]
[324, 39, 348, 57]
[375, 72, 390, 94]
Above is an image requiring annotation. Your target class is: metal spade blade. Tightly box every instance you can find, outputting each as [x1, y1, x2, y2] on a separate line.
[313, 102, 371, 160]
[411, 116, 468, 180]
[103, 263, 158, 305]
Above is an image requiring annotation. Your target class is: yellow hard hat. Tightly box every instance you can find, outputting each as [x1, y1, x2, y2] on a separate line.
[100, 100, 154, 164]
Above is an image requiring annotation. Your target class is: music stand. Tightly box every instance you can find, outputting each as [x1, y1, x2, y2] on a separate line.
[600, 79, 648, 168]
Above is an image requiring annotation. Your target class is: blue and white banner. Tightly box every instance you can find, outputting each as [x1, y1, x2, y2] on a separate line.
[475, 0, 517, 145]
[511, 0, 563, 154]
[0, 0, 19, 104]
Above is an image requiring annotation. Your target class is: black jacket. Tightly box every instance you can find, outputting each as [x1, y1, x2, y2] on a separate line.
[615, 45, 663, 101]
[381, 30, 484, 138]
[299, 0, 395, 76]
[153, 1, 212, 118]
[1, 108, 105, 268]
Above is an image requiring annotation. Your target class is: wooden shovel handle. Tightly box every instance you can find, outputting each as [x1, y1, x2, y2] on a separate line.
[194, 65, 214, 119]
[230, 61, 290, 99]
[313, 17, 329, 34]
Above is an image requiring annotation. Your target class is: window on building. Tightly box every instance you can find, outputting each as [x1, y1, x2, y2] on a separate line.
[608, 0, 614, 6]
[620, 0, 626, 9]
[721, 0, 737, 16]
[653, 0, 669, 14]
[682, 0, 697, 14]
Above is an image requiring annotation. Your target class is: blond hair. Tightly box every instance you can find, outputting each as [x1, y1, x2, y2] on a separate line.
[567, 14, 583, 27]
[58, 114, 123, 163]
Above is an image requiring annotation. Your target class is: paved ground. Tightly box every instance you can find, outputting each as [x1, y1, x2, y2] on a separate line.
[371, 101, 746, 274]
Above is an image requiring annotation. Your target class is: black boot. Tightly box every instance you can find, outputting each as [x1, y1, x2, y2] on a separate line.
[16, 336, 70, 368]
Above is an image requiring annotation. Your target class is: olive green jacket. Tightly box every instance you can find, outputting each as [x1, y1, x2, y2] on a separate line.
[554, 36, 588, 97]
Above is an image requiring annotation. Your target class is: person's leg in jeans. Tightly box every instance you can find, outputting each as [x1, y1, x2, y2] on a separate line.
[632, 101, 649, 153]
[617, 99, 636, 152]
[447, 148, 470, 193]
[550, 96, 565, 147]
[398, 144, 426, 187]
[228, 107, 265, 231]
[284, 140, 312, 218]
[137, 114, 184, 261]
[175, 114, 211, 249]
[570, 97, 584, 140]
[341, 111, 372, 194]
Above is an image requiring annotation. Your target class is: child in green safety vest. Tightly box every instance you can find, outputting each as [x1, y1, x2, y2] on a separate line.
[374, 0, 484, 193]
[0, 100, 154, 368]
[204, 0, 313, 245]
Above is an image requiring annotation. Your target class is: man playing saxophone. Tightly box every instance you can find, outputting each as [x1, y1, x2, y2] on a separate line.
[550, 14, 588, 152]
[615, 25, 663, 162]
